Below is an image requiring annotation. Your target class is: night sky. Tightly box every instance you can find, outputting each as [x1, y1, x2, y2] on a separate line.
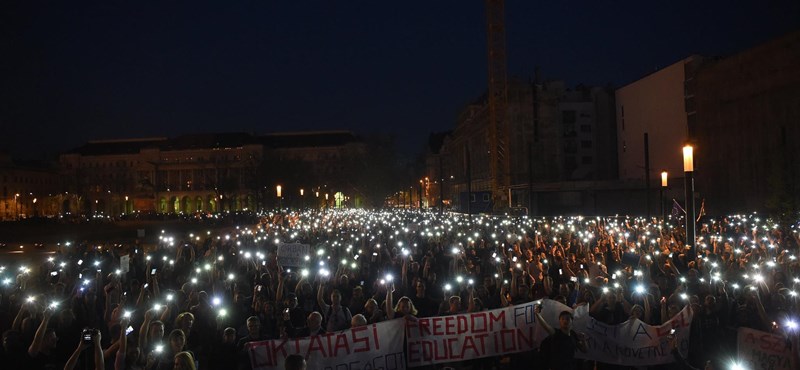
[2, 1, 798, 160]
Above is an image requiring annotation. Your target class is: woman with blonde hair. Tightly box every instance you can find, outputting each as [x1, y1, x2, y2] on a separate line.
[386, 293, 418, 320]
[173, 351, 197, 370]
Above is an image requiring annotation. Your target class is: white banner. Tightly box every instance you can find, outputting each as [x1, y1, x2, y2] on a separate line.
[405, 301, 544, 366]
[247, 320, 405, 370]
[277, 243, 310, 267]
[737, 327, 793, 370]
[575, 302, 693, 366]
[405, 299, 693, 367]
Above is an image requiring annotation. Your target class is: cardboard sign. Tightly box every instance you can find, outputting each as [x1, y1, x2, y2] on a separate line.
[277, 243, 310, 266]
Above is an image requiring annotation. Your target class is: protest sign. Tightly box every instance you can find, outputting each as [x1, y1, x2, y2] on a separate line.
[277, 243, 310, 266]
[120, 255, 130, 274]
[737, 327, 793, 370]
[247, 320, 405, 370]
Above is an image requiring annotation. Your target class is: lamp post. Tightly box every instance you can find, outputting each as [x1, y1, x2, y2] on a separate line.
[300, 189, 304, 209]
[276, 185, 282, 210]
[325, 193, 329, 210]
[683, 145, 696, 257]
[418, 179, 424, 209]
[14, 193, 19, 221]
[660, 171, 667, 221]
[32, 198, 37, 218]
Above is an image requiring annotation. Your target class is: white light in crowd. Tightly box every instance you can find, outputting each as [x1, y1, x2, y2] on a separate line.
[212, 297, 221, 306]
[452, 247, 459, 255]
[228, 273, 235, 281]
[680, 293, 688, 300]
[191, 278, 197, 284]
[218, 308, 228, 317]
[444, 284, 452, 291]
[123, 311, 131, 318]
[635, 286, 645, 294]
[456, 276, 463, 283]
[786, 320, 798, 331]
[155, 345, 164, 353]
[167, 294, 174, 301]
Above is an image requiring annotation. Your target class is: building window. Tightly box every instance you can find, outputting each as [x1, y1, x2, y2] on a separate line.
[562, 110, 576, 124]
[580, 124, 591, 133]
[582, 156, 593, 164]
[581, 141, 592, 149]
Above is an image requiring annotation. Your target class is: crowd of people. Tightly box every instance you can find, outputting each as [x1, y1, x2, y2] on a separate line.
[1, 209, 799, 369]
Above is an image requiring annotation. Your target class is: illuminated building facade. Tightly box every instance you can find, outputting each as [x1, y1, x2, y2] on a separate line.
[59, 131, 366, 215]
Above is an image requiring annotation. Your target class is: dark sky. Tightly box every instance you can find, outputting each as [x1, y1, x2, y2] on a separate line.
[2, 0, 798, 160]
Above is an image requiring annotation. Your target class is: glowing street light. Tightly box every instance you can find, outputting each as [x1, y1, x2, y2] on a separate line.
[683, 145, 696, 257]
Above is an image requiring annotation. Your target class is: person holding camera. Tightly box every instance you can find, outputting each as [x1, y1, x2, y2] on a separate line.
[64, 327, 103, 370]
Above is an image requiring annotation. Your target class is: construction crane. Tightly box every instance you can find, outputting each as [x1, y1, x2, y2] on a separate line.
[485, 0, 510, 211]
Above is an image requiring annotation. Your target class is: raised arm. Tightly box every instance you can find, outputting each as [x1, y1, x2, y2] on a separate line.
[643, 294, 652, 324]
[467, 286, 476, 312]
[138, 308, 153, 353]
[385, 284, 396, 320]
[275, 272, 286, 304]
[115, 317, 129, 370]
[28, 306, 53, 357]
[534, 305, 554, 335]
[12, 302, 29, 332]
[92, 331, 104, 370]
[64, 339, 90, 370]
[317, 281, 328, 311]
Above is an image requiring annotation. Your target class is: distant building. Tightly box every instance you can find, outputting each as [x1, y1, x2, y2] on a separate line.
[427, 77, 617, 214]
[59, 131, 366, 215]
[693, 30, 800, 212]
[615, 56, 704, 181]
[615, 30, 800, 214]
[0, 153, 60, 220]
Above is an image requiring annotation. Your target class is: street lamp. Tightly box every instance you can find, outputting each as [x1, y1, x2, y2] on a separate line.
[683, 145, 696, 257]
[14, 193, 19, 221]
[276, 185, 282, 210]
[418, 179, 424, 209]
[660, 171, 668, 221]
[299, 189, 304, 209]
